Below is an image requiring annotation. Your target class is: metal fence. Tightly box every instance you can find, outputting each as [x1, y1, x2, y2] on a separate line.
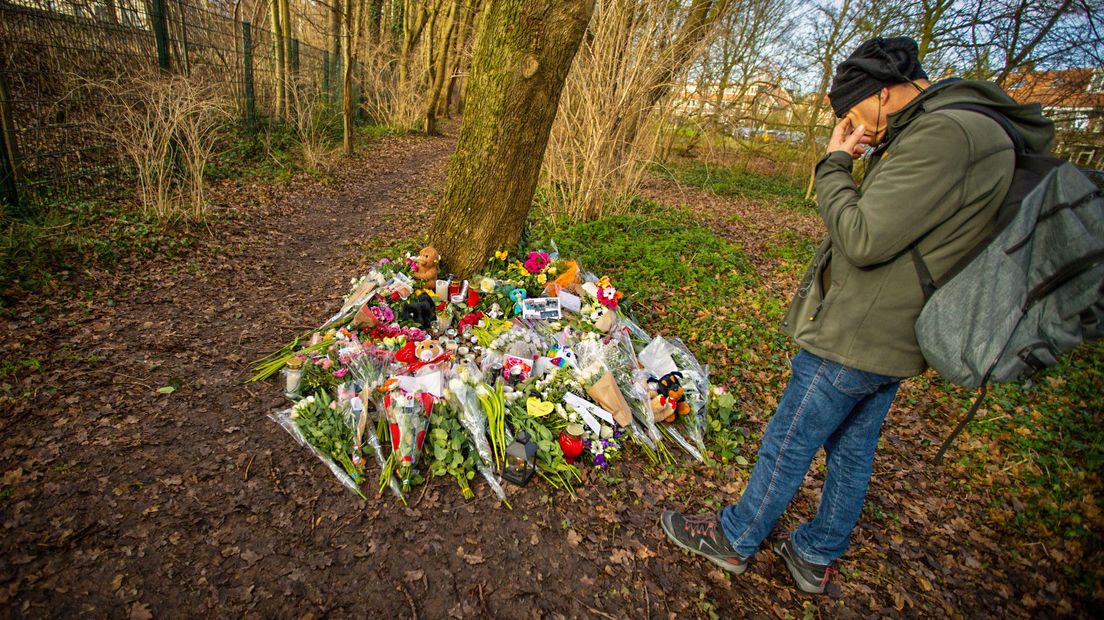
[0, 0, 336, 206]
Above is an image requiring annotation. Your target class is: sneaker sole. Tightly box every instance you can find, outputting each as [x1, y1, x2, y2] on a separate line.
[660, 515, 747, 575]
[771, 540, 826, 594]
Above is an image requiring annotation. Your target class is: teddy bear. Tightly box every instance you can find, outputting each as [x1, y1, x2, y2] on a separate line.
[648, 371, 690, 423]
[412, 245, 441, 282]
[415, 339, 445, 362]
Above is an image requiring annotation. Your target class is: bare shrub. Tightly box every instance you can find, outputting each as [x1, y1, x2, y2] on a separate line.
[83, 73, 229, 221]
[287, 78, 340, 172]
[542, 0, 728, 221]
[359, 40, 428, 132]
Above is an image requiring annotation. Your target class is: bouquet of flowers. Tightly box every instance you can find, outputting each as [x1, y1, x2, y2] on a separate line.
[446, 372, 509, 505]
[270, 390, 367, 499]
[637, 335, 710, 461]
[381, 388, 434, 492]
[341, 343, 405, 500]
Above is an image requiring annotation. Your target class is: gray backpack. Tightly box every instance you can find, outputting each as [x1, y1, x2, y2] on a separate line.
[910, 104, 1104, 462]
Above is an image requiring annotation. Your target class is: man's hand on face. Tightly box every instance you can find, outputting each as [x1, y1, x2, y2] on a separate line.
[827, 117, 868, 159]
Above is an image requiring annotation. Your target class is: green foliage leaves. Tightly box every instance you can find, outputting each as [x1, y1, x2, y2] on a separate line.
[651, 161, 813, 211]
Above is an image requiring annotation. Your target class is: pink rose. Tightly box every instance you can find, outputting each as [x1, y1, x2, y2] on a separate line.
[523, 252, 550, 274]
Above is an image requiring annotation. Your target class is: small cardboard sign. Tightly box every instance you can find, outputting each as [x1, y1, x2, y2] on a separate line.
[521, 297, 562, 321]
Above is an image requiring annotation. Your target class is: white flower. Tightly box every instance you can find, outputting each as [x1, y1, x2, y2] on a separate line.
[479, 277, 496, 293]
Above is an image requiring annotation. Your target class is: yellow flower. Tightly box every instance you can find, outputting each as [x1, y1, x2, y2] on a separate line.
[548, 267, 558, 276]
[536, 274, 547, 285]
[596, 276, 612, 289]
[495, 250, 509, 261]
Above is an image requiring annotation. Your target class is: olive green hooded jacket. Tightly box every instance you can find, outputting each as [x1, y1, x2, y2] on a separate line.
[782, 79, 1056, 377]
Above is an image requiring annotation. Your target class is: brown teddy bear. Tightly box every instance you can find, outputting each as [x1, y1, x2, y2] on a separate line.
[413, 245, 441, 282]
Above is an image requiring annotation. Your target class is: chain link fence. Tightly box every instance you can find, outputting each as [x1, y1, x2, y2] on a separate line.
[0, 0, 338, 207]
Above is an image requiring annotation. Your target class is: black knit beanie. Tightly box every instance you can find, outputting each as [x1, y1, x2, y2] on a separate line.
[828, 37, 928, 117]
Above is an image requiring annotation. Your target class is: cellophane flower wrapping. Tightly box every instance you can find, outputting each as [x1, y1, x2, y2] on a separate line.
[384, 389, 433, 489]
[446, 373, 508, 503]
[669, 337, 711, 460]
[572, 338, 658, 453]
[270, 393, 366, 499]
[343, 343, 405, 499]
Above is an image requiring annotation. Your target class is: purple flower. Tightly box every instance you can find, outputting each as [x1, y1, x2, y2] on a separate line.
[594, 453, 607, 468]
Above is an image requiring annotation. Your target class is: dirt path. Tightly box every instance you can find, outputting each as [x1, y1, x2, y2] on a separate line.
[0, 133, 1093, 618]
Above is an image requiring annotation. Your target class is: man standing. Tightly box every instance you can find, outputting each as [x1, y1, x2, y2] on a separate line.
[660, 37, 1054, 593]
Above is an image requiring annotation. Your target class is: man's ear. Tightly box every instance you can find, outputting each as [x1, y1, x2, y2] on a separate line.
[880, 86, 891, 104]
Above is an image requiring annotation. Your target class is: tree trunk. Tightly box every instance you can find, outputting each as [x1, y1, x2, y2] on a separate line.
[400, 1, 430, 85]
[278, 0, 293, 120]
[344, 0, 363, 155]
[368, 0, 384, 44]
[437, 0, 465, 118]
[269, 0, 286, 117]
[331, 0, 343, 97]
[425, 0, 459, 134]
[430, 0, 595, 278]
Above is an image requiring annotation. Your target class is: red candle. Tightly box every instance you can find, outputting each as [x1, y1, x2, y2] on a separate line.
[558, 429, 585, 465]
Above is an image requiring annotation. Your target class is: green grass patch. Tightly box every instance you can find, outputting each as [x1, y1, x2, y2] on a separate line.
[533, 198, 757, 327]
[651, 160, 812, 211]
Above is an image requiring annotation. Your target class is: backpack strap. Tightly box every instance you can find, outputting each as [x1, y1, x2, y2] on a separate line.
[908, 102, 1025, 301]
[934, 385, 988, 465]
[910, 246, 936, 301]
[939, 102, 1026, 156]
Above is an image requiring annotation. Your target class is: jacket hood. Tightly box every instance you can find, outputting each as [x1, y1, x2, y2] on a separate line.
[887, 78, 1056, 154]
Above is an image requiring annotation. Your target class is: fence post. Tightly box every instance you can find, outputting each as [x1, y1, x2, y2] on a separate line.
[0, 71, 19, 209]
[151, 0, 171, 72]
[323, 50, 330, 102]
[176, 0, 191, 75]
[242, 21, 256, 133]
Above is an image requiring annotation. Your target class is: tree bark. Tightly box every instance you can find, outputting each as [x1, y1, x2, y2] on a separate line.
[430, 0, 595, 278]
[331, 0, 343, 96]
[368, 0, 384, 44]
[278, 0, 293, 120]
[269, 0, 286, 117]
[400, 1, 430, 85]
[344, 0, 364, 155]
[425, 0, 460, 134]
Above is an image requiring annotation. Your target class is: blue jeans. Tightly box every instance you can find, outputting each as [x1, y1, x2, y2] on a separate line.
[719, 349, 900, 565]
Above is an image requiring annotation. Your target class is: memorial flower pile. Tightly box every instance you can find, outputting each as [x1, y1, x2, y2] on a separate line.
[254, 243, 718, 503]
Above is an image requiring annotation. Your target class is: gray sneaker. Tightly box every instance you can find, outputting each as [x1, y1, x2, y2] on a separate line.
[772, 537, 835, 594]
[660, 511, 747, 574]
